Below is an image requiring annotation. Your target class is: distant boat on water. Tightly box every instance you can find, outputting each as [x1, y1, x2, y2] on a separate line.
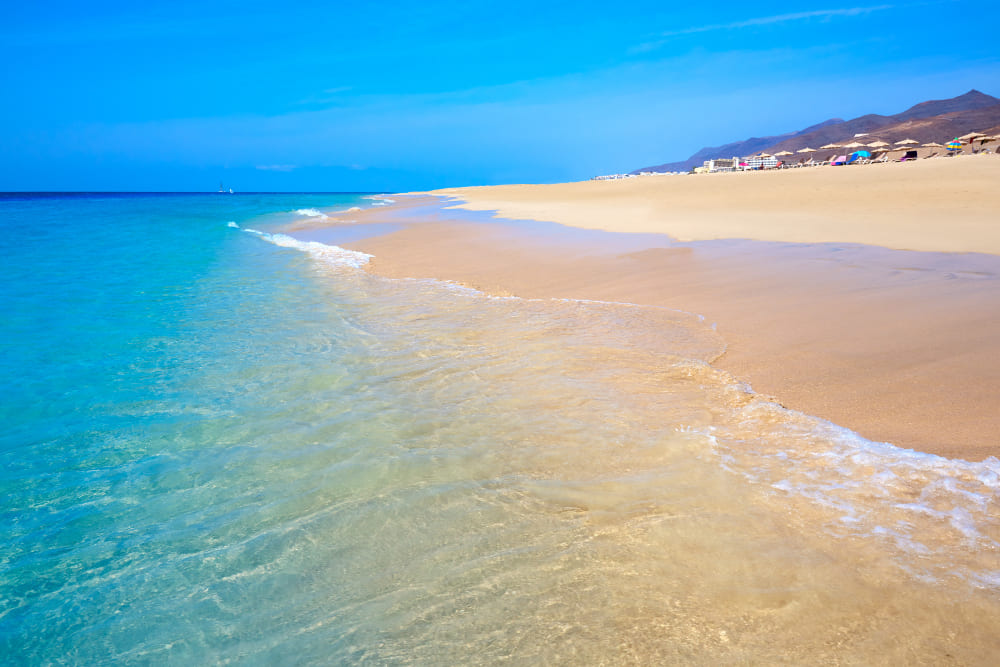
[218, 182, 234, 194]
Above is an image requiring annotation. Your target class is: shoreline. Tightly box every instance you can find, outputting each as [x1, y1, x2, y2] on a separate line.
[295, 158, 1000, 461]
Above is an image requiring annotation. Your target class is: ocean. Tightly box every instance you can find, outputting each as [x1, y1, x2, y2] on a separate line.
[2, 192, 998, 664]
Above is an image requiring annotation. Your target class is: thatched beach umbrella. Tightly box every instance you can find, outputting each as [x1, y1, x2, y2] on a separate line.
[895, 139, 919, 146]
[867, 140, 890, 148]
[818, 144, 842, 163]
[922, 142, 944, 148]
[842, 141, 866, 149]
[794, 147, 818, 164]
[958, 131, 986, 141]
[771, 150, 792, 167]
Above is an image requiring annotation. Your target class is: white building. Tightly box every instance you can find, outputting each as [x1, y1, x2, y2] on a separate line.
[743, 154, 778, 169]
[703, 157, 739, 172]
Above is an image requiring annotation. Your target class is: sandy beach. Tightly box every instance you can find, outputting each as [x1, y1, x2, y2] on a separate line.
[435, 155, 1000, 254]
[302, 156, 1000, 461]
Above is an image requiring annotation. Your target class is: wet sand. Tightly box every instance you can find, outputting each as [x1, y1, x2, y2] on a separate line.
[294, 158, 1000, 461]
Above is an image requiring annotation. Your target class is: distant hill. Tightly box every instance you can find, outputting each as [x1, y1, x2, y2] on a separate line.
[632, 89, 1000, 173]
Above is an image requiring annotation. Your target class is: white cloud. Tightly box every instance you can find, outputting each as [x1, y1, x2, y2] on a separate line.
[633, 5, 895, 53]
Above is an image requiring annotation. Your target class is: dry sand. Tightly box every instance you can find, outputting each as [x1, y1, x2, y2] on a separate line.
[304, 156, 1000, 460]
[436, 155, 1000, 254]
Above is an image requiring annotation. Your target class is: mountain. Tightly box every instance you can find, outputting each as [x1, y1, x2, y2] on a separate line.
[632, 90, 1000, 173]
[891, 89, 1000, 122]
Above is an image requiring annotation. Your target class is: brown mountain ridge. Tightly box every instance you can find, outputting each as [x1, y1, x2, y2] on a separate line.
[634, 89, 1000, 173]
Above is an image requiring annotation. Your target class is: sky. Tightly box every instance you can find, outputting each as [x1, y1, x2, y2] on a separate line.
[2, 0, 999, 191]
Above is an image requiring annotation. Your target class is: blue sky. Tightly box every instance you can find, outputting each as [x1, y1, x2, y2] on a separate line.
[3, 0, 999, 191]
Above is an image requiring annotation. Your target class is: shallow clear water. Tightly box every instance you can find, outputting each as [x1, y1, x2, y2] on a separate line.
[2, 193, 999, 665]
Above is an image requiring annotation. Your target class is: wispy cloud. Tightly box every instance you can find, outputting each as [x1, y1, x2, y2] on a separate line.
[633, 5, 895, 53]
[255, 164, 297, 172]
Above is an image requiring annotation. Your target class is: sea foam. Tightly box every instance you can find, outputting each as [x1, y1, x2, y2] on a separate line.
[293, 208, 329, 219]
[720, 398, 1000, 582]
[241, 227, 372, 268]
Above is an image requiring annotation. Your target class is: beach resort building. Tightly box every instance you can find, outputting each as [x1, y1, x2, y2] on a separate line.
[703, 157, 739, 172]
[744, 154, 779, 169]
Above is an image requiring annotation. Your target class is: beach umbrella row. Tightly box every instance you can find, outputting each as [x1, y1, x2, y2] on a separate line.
[723, 130, 995, 166]
[812, 136, 968, 151]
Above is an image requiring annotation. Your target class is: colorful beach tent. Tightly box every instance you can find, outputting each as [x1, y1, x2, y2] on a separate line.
[847, 150, 871, 163]
[831, 154, 848, 165]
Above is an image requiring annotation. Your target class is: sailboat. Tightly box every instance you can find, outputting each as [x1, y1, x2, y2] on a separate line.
[218, 182, 234, 194]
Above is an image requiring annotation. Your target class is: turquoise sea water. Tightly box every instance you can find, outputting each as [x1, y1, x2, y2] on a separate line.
[3, 193, 1000, 664]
